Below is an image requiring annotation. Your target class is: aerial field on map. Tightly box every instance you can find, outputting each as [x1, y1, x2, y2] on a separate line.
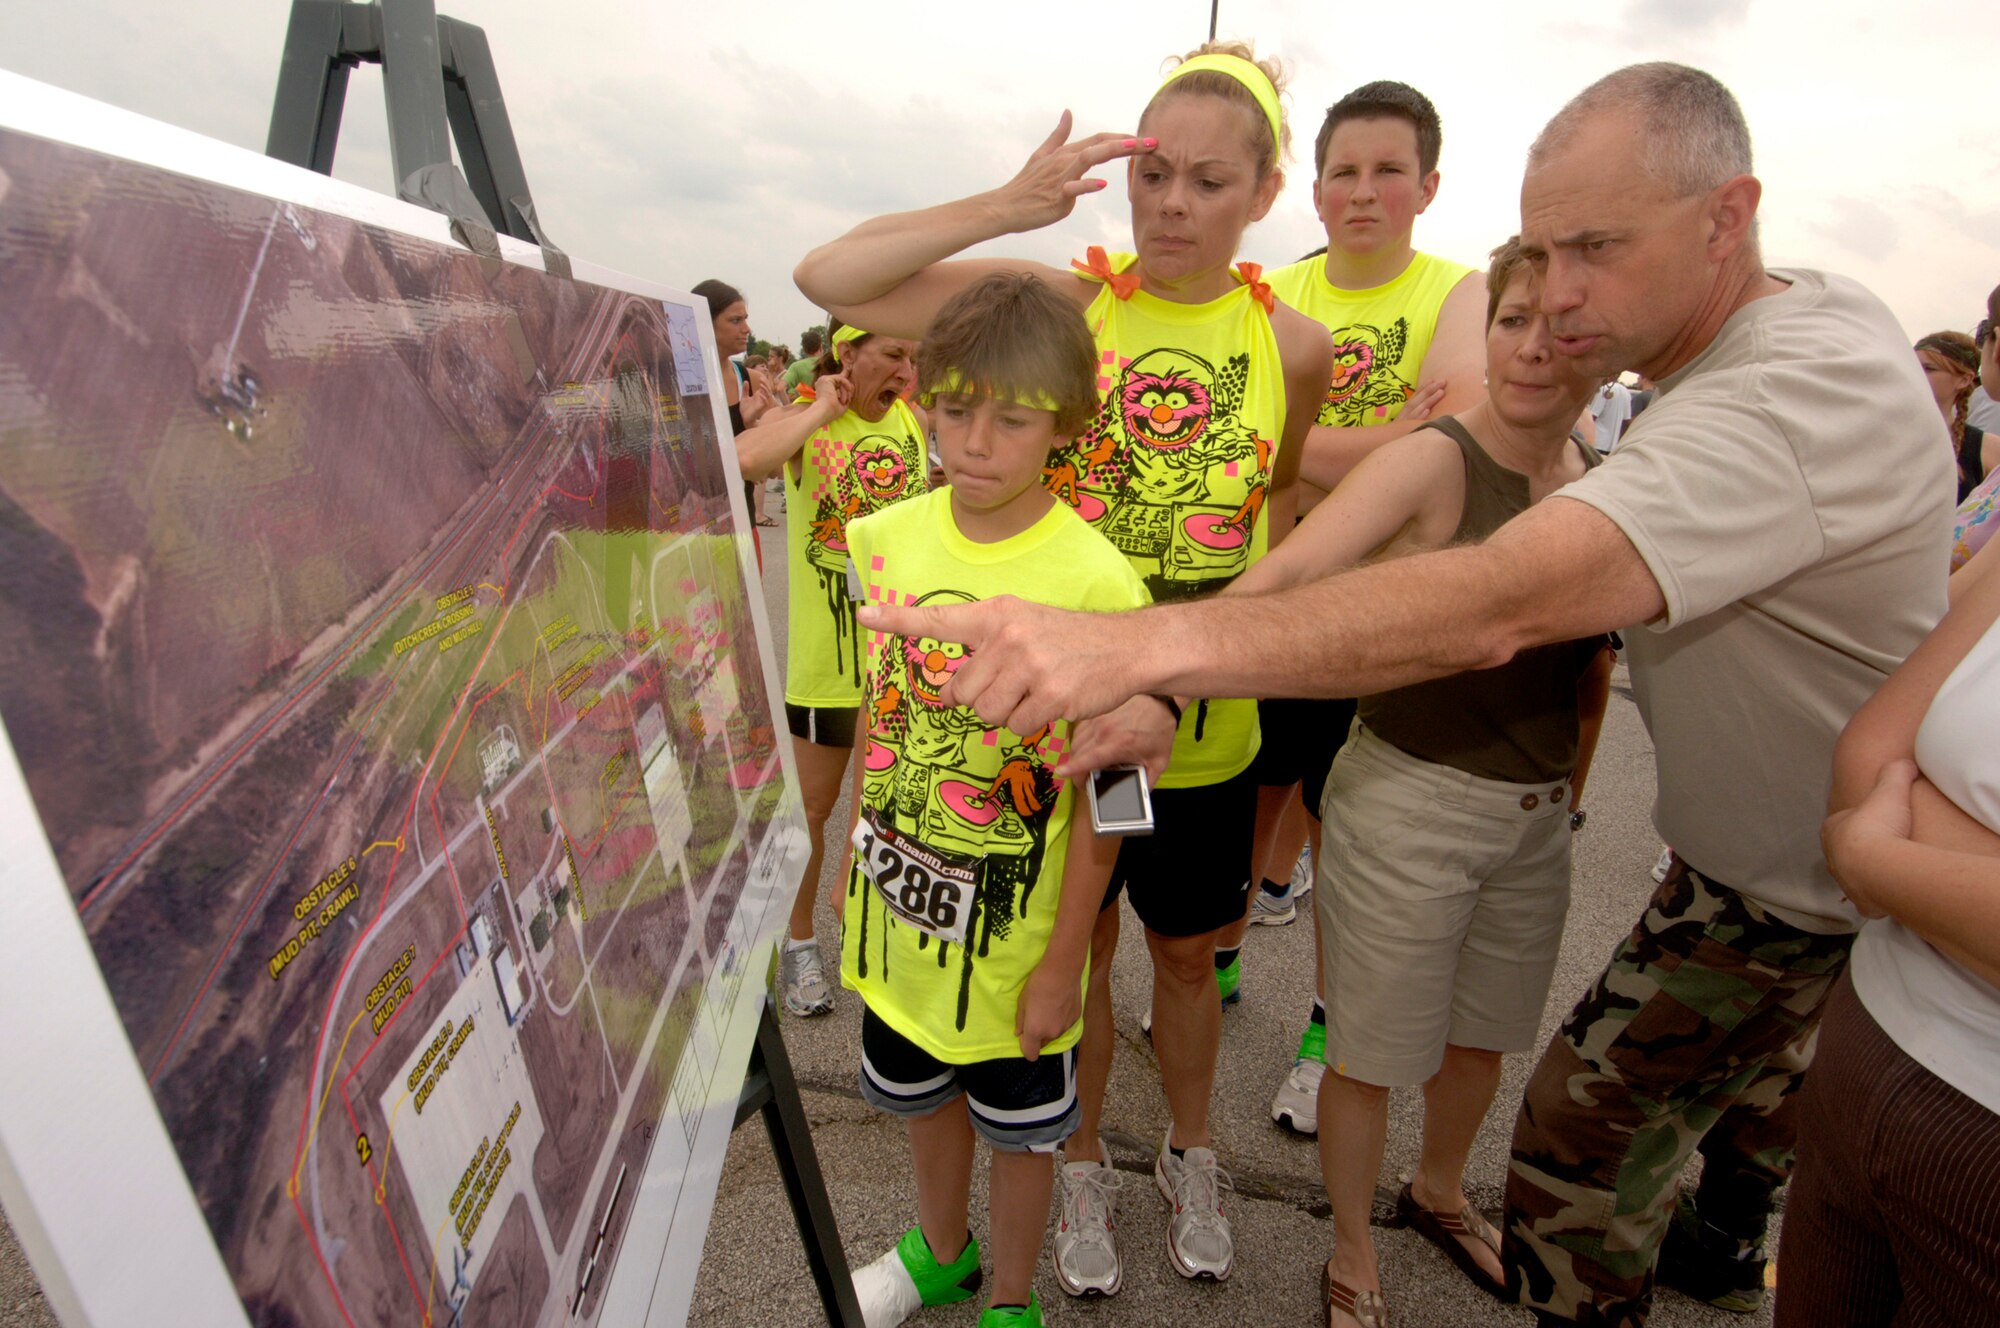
[0, 126, 795, 1326]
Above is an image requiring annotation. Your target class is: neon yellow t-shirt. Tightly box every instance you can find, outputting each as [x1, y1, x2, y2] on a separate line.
[841, 489, 1149, 1062]
[1043, 250, 1285, 788]
[1266, 250, 1475, 428]
[784, 393, 929, 711]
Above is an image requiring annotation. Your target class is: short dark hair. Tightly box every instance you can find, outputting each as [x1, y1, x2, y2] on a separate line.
[1314, 80, 1442, 177]
[801, 327, 825, 354]
[916, 272, 1100, 438]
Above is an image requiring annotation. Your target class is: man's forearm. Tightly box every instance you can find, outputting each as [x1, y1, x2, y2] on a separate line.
[1146, 542, 1522, 701]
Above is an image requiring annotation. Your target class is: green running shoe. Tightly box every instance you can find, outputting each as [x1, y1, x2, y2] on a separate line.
[851, 1226, 982, 1328]
[1216, 955, 1242, 1007]
[977, 1293, 1043, 1327]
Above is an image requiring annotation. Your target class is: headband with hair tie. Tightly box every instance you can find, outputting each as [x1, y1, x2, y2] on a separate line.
[832, 323, 870, 362]
[1158, 53, 1283, 161]
[919, 369, 1060, 413]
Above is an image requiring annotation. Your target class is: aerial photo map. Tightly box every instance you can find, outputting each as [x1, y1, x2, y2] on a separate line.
[0, 119, 801, 1327]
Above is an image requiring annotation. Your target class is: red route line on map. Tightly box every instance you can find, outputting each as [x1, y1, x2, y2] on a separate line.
[279, 316, 665, 1323]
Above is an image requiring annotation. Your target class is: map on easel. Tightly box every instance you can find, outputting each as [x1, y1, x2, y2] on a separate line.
[0, 73, 805, 1328]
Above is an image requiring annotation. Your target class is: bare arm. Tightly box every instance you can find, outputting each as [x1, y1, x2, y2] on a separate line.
[793, 113, 1140, 338]
[1823, 763, 2000, 987]
[1570, 643, 1616, 809]
[1262, 304, 1334, 544]
[1296, 271, 1488, 491]
[1016, 804, 1121, 1058]
[733, 375, 849, 481]
[858, 492, 1665, 737]
[1230, 426, 1463, 596]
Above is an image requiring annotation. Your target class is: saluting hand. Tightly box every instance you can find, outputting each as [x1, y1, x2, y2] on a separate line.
[986, 111, 1153, 235]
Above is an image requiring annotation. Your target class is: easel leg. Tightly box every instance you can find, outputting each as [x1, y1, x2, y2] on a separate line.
[748, 1003, 864, 1327]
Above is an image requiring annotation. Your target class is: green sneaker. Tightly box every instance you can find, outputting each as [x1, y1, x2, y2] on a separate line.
[851, 1226, 982, 1327]
[977, 1293, 1043, 1327]
[1216, 956, 1242, 1007]
[1296, 1020, 1326, 1064]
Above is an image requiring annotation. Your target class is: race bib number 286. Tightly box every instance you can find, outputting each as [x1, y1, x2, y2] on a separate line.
[851, 813, 974, 946]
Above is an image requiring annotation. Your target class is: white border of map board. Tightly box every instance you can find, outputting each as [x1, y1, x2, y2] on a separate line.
[0, 68, 806, 1328]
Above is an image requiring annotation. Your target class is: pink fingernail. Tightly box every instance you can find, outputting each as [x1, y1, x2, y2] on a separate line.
[1143, 137, 1158, 147]
[1121, 138, 1137, 148]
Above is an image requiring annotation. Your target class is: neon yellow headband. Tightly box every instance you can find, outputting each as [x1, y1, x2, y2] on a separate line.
[1157, 53, 1282, 163]
[919, 369, 1060, 413]
[832, 323, 869, 362]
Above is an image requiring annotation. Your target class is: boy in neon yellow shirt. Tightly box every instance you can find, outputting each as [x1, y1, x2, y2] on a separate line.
[842, 273, 1146, 1328]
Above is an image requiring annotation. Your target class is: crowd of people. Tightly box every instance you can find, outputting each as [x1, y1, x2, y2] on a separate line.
[692, 46, 1997, 1328]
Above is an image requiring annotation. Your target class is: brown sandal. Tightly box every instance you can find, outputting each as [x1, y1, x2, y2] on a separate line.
[1321, 1262, 1388, 1328]
[1394, 1182, 1505, 1301]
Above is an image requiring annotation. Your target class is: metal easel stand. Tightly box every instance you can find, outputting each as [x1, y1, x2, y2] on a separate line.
[734, 1002, 865, 1327]
[262, 6, 858, 1320]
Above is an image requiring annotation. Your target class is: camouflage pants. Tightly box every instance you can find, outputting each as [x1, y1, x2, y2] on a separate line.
[1503, 867, 1855, 1325]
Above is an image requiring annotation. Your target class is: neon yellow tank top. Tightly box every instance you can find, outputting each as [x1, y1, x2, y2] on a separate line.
[1045, 250, 1286, 787]
[784, 393, 929, 711]
[841, 490, 1149, 1061]
[1266, 250, 1474, 428]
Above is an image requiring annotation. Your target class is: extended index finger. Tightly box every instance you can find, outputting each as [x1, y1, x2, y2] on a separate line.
[1066, 130, 1150, 174]
[857, 597, 990, 648]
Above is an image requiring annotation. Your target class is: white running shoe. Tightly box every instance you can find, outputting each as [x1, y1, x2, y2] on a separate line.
[1155, 1132, 1235, 1281]
[1289, 843, 1315, 895]
[1053, 1159, 1124, 1297]
[1249, 883, 1297, 926]
[1270, 1057, 1326, 1136]
[1652, 846, 1675, 884]
[780, 939, 833, 1016]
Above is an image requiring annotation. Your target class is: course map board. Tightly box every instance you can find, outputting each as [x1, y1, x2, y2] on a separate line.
[0, 73, 806, 1328]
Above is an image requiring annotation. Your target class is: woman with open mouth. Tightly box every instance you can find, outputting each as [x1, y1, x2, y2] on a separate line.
[732, 319, 929, 1019]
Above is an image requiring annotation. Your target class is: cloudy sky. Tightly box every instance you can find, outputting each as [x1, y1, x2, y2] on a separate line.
[5, 0, 1998, 353]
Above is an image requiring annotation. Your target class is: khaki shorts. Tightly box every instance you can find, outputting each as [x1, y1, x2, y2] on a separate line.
[1318, 722, 1574, 1086]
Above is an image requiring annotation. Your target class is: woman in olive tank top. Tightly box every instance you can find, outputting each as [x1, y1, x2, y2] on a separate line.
[1226, 240, 1610, 1326]
[797, 39, 1333, 1296]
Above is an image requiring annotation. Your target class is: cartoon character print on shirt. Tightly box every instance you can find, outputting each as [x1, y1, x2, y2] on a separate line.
[1042, 346, 1273, 603]
[849, 586, 1064, 1031]
[1318, 318, 1416, 427]
[798, 426, 927, 685]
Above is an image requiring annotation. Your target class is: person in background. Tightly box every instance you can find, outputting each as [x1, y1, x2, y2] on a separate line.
[786, 327, 827, 399]
[732, 319, 931, 1017]
[1586, 377, 1632, 454]
[1915, 330, 1989, 502]
[1256, 77, 1486, 1139]
[693, 279, 778, 548]
[1972, 290, 2000, 432]
[1778, 535, 2000, 1325]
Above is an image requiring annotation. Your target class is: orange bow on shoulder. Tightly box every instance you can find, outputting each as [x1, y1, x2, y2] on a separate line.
[1235, 261, 1276, 313]
[1070, 246, 1141, 301]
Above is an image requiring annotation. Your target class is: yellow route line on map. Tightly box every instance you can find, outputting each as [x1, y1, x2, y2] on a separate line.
[362, 836, 405, 858]
[290, 1006, 371, 1197]
[478, 582, 506, 598]
[422, 1204, 458, 1320]
[375, 1088, 412, 1205]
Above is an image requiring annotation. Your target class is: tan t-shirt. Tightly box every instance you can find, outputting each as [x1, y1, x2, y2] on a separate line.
[1557, 269, 1953, 931]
